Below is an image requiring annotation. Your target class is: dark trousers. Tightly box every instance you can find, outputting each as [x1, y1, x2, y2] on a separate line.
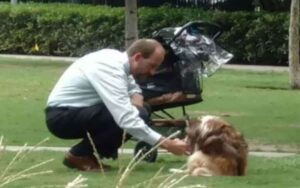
[45, 103, 150, 159]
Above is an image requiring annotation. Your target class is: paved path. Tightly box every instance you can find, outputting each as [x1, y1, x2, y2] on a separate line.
[222, 64, 288, 72]
[0, 54, 77, 62]
[0, 145, 297, 158]
[0, 54, 289, 72]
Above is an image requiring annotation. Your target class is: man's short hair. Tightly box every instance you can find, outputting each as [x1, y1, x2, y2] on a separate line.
[126, 39, 163, 58]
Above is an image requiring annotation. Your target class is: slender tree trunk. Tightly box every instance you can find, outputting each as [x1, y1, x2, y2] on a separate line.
[11, 0, 17, 5]
[125, 0, 138, 48]
[289, 0, 300, 89]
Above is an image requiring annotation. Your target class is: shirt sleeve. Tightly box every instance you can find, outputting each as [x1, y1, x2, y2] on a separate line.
[127, 75, 142, 96]
[81, 63, 162, 146]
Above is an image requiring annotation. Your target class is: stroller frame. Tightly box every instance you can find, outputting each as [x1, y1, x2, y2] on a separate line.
[134, 21, 225, 162]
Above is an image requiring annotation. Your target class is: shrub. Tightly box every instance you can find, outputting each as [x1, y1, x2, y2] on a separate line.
[0, 3, 291, 65]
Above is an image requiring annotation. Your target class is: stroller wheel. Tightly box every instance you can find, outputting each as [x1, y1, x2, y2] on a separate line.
[134, 141, 158, 163]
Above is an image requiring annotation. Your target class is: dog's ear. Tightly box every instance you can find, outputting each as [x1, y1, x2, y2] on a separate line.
[201, 135, 224, 154]
[201, 135, 239, 158]
[223, 142, 247, 176]
[222, 142, 239, 159]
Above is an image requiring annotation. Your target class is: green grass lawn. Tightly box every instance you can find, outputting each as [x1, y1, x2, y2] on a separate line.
[1, 151, 300, 188]
[1, 57, 300, 187]
[0, 57, 300, 149]
[0, 58, 74, 146]
[189, 69, 300, 147]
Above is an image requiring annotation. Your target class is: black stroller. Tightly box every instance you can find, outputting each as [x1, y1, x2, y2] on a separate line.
[134, 21, 233, 162]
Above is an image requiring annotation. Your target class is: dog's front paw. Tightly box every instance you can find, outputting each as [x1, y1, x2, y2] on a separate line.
[190, 167, 213, 176]
[169, 168, 186, 174]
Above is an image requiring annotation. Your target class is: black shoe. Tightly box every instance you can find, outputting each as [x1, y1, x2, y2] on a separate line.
[63, 152, 111, 172]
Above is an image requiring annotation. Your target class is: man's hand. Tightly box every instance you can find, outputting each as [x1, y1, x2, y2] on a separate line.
[159, 137, 190, 156]
[163, 92, 185, 103]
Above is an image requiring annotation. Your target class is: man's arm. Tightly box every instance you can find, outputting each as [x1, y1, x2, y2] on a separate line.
[83, 63, 161, 146]
[130, 93, 144, 108]
[146, 91, 186, 106]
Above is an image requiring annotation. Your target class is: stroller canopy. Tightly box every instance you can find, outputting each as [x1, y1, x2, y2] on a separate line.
[138, 21, 233, 110]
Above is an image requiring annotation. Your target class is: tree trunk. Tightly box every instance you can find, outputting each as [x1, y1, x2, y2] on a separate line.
[11, 0, 17, 5]
[125, 0, 138, 48]
[288, 0, 300, 89]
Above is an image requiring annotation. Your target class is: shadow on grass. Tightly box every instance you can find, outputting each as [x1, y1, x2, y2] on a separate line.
[245, 85, 289, 90]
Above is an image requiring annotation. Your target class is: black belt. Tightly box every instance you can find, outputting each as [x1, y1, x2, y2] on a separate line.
[45, 106, 70, 112]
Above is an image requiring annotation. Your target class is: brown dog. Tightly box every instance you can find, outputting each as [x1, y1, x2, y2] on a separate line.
[185, 115, 248, 176]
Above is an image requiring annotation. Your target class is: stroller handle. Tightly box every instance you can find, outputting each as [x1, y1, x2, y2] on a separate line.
[167, 21, 223, 46]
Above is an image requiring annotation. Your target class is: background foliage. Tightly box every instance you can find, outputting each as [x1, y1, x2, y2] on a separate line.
[0, 0, 292, 12]
[0, 3, 290, 65]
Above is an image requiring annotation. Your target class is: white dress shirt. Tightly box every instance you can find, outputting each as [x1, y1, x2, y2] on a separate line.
[47, 49, 162, 145]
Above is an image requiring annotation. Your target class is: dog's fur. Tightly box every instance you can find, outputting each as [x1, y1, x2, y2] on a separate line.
[185, 115, 248, 176]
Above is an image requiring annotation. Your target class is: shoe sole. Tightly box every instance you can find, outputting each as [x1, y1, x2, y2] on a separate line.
[63, 158, 76, 169]
[63, 158, 111, 172]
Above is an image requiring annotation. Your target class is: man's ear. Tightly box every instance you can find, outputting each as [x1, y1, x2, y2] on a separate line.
[133, 52, 142, 62]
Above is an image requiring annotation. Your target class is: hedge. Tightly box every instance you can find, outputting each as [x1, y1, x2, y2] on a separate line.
[0, 3, 291, 65]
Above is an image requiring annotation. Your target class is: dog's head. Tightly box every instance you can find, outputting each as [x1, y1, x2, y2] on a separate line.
[186, 115, 248, 175]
